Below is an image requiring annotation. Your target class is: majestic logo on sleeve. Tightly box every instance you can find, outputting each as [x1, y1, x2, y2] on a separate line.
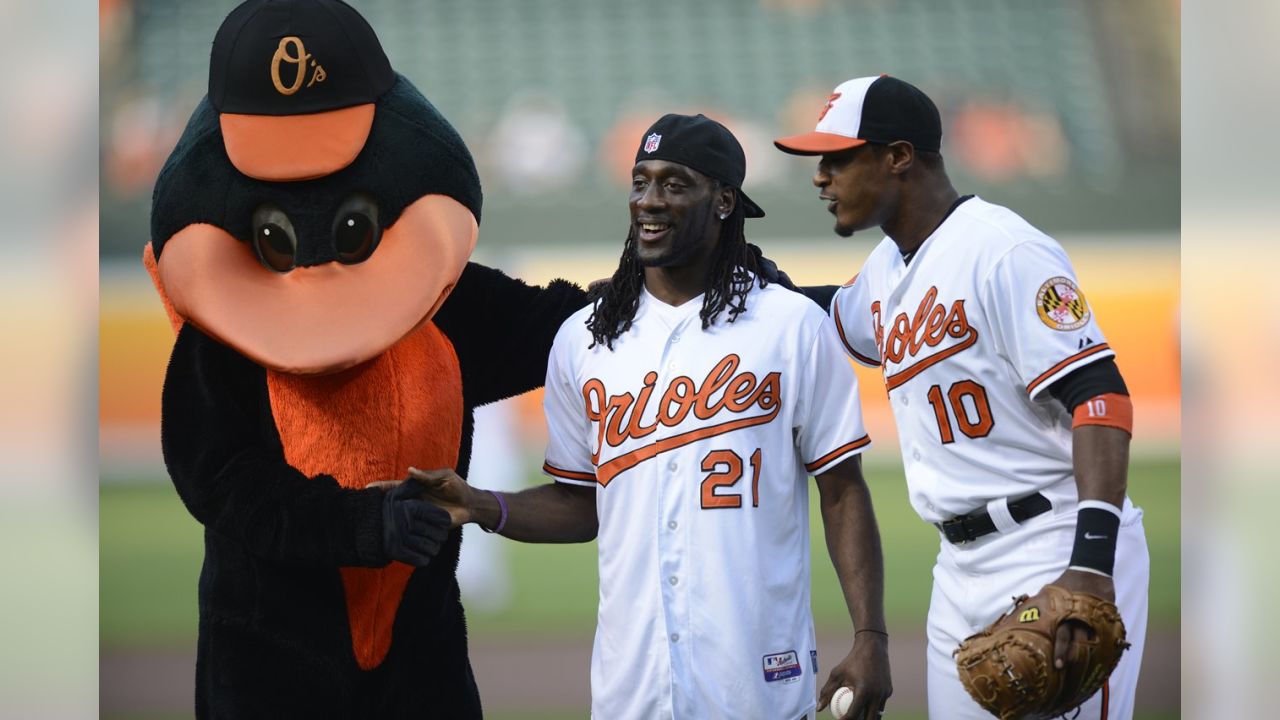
[1036, 276, 1091, 331]
[271, 36, 328, 96]
[876, 286, 979, 391]
[581, 354, 781, 486]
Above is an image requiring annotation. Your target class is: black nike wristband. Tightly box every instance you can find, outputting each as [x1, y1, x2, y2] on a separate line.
[1068, 504, 1122, 577]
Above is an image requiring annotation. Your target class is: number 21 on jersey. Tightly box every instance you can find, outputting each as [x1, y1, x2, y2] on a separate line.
[700, 448, 762, 509]
[925, 380, 995, 443]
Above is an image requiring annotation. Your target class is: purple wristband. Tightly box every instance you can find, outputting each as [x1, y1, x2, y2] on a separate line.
[482, 490, 508, 534]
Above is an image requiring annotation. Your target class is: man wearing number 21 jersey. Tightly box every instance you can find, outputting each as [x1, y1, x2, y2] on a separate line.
[412, 114, 892, 720]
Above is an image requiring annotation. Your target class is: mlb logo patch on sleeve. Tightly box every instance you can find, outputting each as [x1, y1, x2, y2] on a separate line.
[763, 650, 802, 683]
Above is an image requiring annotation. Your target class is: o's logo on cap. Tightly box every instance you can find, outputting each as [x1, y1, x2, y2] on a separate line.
[1036, 276, 1091, 331]
[817, 92, 842, 122]
[271, 36, 327, 96]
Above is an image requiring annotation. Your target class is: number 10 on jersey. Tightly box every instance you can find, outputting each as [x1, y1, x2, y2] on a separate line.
[925, 380, 995, 443]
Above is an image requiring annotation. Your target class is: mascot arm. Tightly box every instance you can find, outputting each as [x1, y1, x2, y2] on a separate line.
[161, 324, 388, 568]
[436, 262, 589, 406]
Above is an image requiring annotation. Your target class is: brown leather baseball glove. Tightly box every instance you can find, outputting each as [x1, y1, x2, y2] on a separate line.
[953, 585, 1129, 719]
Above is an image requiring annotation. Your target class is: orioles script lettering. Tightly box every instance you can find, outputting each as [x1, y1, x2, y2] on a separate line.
[580, 354, 782, 485]
[874, 286, 979, 391]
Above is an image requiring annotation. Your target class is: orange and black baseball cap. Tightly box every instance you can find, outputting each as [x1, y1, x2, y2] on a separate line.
[774, 75, 942, 156]
[208, 0, 396, 181]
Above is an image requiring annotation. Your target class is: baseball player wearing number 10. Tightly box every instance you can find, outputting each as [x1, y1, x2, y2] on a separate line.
[414, 113, 892, 720]
[775, 75, 1151, 719]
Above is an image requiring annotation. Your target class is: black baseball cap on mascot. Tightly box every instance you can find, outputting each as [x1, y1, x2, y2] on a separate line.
[209, 0, 395, 181]
[635, 114, 766, 218]
[152, 0, 483, 256]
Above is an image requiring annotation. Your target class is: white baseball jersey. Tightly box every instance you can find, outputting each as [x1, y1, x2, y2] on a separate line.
[831, 196, 1149, 720]
[831, 196, 1116, 523]
[543, 279, 870, 720]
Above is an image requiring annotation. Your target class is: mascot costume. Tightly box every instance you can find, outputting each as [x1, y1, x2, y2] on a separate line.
[144, 0, 586, 715]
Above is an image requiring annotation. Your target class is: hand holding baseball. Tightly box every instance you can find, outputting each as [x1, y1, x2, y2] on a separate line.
[817, 634, 892, 719]
[829, 686, 854, 718]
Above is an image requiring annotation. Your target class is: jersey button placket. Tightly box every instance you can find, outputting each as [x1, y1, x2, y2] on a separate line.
[663, 318, 690, 374]
[662, 316, 699, 716]
[655, 437, 689, 713]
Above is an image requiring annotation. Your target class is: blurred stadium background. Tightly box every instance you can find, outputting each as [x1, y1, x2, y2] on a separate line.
[99, 0, 1179, 717]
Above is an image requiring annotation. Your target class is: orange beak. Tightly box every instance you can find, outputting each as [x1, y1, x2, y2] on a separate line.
[150, 194, 477, 374]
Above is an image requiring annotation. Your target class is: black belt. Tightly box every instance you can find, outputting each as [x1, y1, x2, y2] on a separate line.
[935, 493, 1052, 544]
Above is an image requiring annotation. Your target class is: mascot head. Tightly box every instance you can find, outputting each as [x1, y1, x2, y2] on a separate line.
[147, 0, 481, 375]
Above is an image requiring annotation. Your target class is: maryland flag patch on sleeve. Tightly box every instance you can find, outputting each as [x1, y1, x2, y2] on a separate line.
[1036, 276, 1091, 330]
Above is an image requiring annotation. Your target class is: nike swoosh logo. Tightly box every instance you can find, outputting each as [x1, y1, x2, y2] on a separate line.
[1084, 532, 1109, 540]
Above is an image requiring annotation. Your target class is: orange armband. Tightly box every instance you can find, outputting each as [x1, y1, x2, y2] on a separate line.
[1073, 393, 1133, 434]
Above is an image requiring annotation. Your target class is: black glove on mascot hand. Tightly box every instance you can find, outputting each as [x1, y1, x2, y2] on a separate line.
[145, 1, 587, 717]
[382, 480, 452, 568]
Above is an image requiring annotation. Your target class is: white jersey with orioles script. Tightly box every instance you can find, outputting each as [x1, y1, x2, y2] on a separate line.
[831, 196, 1117, 523]
[543, 278, 870, 720]
[830, 196, 1150, 720]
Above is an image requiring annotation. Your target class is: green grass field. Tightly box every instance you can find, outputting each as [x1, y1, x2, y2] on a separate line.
[100, 456, 1179, 648]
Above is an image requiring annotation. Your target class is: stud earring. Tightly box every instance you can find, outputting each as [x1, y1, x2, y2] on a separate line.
[719, 211, 728, 220]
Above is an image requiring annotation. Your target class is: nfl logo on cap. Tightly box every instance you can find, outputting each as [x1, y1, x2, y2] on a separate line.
[643, 133, 662, 153]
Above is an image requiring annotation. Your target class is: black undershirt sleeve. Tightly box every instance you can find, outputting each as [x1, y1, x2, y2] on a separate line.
[1047, 358, 1129, 413]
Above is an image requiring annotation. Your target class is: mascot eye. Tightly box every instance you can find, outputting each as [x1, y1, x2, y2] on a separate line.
[333, 194, 381, 264]
[251, 204, 297, 273]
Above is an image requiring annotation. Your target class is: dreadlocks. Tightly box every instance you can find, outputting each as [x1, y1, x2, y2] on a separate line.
[585, 192, 767, 350]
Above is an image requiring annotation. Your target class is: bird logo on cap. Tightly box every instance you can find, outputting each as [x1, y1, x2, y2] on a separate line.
[643, 133, 661, 153]
[817, 92, 842, 122]
[271, 36, 328, 96]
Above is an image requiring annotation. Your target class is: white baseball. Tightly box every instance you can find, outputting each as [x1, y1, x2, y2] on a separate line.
[830, 686, 854, 718]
